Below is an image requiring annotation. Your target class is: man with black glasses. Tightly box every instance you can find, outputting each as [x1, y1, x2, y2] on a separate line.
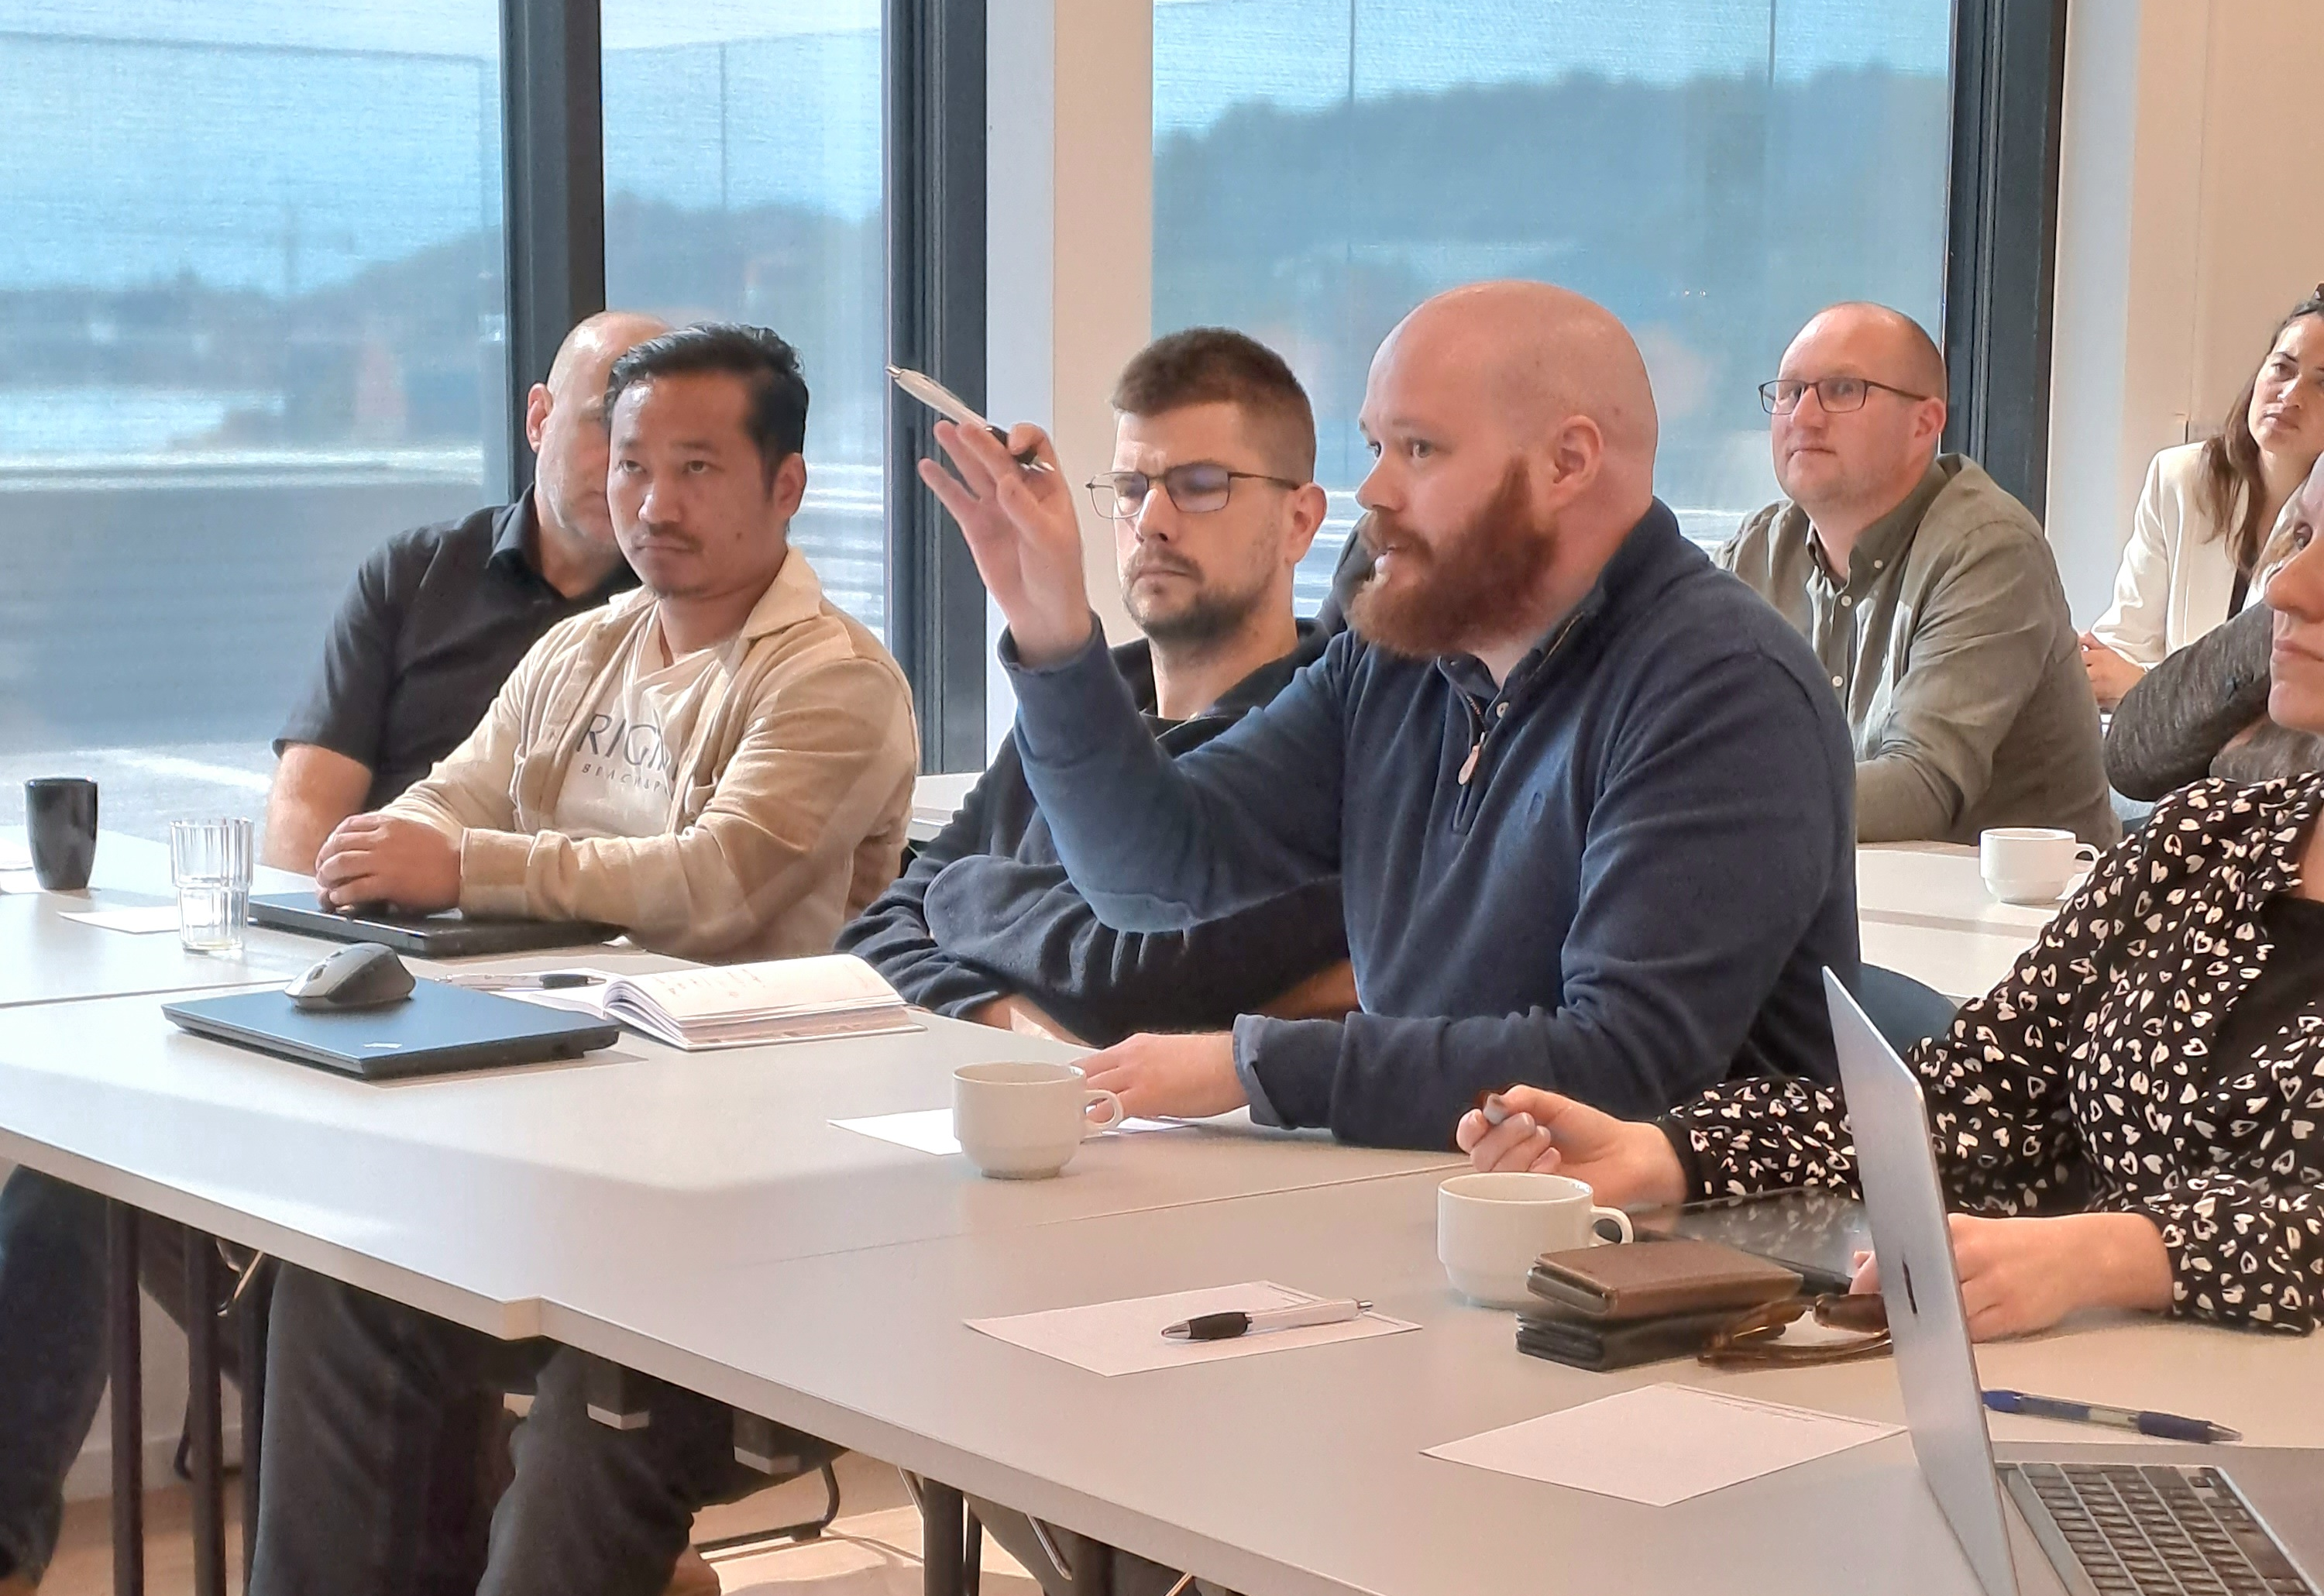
[843, 325, 1352, 1046]
[1720, 301, 2115, 845]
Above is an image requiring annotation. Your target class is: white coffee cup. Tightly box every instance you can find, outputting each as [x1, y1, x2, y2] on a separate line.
[1437, 1171, 1635, 1310]
[1979, 826, 2098, 906]
[951, 1061, 1126, 1179]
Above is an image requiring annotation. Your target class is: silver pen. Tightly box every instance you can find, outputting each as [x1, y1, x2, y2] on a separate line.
[1161, 1298, 1372, 1342]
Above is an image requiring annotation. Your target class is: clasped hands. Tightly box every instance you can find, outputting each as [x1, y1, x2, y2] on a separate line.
[312, 813, 462, 913]
[1456, 1086, 2171, 1342]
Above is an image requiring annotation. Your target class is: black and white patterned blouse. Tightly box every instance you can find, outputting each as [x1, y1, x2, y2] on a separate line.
[1669, 771, 2324, 1333]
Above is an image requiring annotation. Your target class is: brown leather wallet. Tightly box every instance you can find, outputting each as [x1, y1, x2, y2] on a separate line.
[1526, 1237, 1802, 1323]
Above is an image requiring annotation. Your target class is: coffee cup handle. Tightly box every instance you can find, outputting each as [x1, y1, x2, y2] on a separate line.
[2072, 844, 2099, 868]
[1590, 1206, 1634, 1244]
[1082, 1089, 1126, 1136]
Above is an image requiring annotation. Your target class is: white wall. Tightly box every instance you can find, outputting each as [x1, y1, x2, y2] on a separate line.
[985, 0, 1155, 756]
[2048, 0, 2324, 622]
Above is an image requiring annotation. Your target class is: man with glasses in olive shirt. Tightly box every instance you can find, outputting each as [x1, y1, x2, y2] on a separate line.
[1719, 301, 2115, 847]
[263, 308, 668, 869]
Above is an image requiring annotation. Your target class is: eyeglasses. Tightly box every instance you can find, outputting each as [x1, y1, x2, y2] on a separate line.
[1698, 1292, 1891, 1369]
[1758, 377, 1935, 415]
[1085, 463, 1305, 521]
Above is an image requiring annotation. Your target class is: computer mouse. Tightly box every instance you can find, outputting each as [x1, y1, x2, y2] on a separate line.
[285, 943, 416, 1012]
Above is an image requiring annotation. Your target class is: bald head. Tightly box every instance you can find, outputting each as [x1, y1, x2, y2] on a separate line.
[1770, 302, 1951, 556]
[1381, 280, 1659, 476]
[528, 310, 668, 559]
[1788, 303, 1947, 404]
[1349, 280, 1662, 672]
[546, 310, 669, 401]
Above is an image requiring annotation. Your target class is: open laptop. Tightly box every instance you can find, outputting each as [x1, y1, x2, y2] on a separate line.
[249, 891, 617, 958]
[163, 982, 620, 1080]
[1827, 970, 2324, 1596]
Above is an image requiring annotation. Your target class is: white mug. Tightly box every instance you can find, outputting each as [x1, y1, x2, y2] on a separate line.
[951, 1061, 1126, 1179]
[1979, 826, 2097, 906]
[1437, 1171, 1635, 1310]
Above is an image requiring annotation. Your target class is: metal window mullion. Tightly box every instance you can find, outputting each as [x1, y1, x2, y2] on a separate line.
[885, 0, 989, 772]
[1941, 0, 2069, 519]
[500, 0, 607, 498]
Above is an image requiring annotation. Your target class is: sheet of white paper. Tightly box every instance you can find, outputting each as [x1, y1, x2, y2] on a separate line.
[0, 870, 44, 895]
[831, 1106, 1189, 1155]
[62, 906, 184, 935]
[967, 1281, 1417, 1377]
[1426, 1383, 1901, 1507]
[0, 843, 29, 872]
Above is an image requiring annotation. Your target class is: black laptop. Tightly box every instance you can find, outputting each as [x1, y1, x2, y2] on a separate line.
[248, 892, 617, 958]
[162, 982, 621, 1081]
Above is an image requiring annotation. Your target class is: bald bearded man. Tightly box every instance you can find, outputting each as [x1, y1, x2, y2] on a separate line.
[919, 283, 1859, 1150]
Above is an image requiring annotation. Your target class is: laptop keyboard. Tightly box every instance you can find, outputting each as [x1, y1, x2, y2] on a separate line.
[2005, 1463, 2315, 1596]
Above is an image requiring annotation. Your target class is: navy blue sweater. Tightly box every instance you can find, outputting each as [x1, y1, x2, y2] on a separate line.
[838, 629, 1346, 1045]
[1002, 503, 1860, 1149]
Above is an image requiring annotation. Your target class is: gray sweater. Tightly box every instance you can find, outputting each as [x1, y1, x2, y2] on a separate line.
[2105, 601, 2324, 798]
[1721, 455, 2118, 847]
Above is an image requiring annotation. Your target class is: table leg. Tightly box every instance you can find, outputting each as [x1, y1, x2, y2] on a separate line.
[107, 1202, 144, 1596]
[238, 1264, 269, 1594]
[963, 1510, 983, 1596]
[183, 1231, 227, 1596]
[920, 1479, 965, 1596]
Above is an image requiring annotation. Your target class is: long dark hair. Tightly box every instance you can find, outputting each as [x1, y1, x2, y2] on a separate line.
[2199, 285, 2324, 573]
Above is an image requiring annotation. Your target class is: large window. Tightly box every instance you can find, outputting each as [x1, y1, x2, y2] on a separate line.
[1153, 0, 1957, 610]
[601, 1, 886, 638]
[0, 3, 506, 836]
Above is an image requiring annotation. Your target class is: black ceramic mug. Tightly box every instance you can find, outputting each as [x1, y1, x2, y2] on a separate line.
[25, 778, 98, 891]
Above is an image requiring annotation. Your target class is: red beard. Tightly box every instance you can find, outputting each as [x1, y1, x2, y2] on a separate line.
[1346, 463, 1555, 659]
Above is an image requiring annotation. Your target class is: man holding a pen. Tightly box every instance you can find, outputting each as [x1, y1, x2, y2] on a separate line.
[918, 278, 1861, 1148]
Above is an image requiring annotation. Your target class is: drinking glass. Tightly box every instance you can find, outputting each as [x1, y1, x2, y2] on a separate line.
[170, 818, 253, 955]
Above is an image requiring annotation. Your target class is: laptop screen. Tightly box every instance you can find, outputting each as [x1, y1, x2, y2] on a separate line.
[1824, 969, 2022, 1596]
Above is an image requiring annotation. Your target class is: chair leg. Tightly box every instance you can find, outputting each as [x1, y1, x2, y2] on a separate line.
[183, 1232, 226, 1596]
[108, 1203, 145, 1596]
[238, 1261, 272, 1593]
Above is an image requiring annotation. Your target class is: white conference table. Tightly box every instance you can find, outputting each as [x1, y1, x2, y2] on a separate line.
[909, 772, 982, 844]
[0, 992, 1459, 1341]
[547, 1168, 2324, 1596]
[1855, 842, 2063, 1003]
[0, 828, 321, 1006]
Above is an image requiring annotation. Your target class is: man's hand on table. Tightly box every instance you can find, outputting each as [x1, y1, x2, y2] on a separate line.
[916, 417, 1094, 666]
[313, 814, 462, 914]
[1082, 1032, 1248, 1120]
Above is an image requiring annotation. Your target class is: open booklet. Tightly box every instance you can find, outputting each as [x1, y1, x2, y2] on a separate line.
[494, 955, 920, 1051]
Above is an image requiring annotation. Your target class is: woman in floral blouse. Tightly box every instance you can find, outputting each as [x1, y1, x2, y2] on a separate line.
[1461, 452, 2324, 1340]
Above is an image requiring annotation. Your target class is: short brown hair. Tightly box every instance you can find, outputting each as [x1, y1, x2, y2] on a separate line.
[1110, 328, 1317, 480]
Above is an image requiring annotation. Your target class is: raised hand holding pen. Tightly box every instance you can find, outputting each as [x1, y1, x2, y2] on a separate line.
[916, 417, 1095, 665]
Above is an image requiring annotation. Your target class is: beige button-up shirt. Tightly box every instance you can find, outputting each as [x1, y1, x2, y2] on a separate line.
[1719, 454, 2117, 847]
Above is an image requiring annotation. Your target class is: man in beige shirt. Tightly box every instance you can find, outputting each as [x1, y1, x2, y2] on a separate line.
[309, 322, 918, 960]
[1719, 302, 2116, 846]
[250, 325, 916, 1596]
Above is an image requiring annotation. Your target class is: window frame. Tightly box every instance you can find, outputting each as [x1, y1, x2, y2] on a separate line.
[1941, 0, 2071, 518]
[496, 0, 2067, 761]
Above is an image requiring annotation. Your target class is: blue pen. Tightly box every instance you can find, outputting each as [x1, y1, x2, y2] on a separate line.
[1983, 1388, 2242, 1445]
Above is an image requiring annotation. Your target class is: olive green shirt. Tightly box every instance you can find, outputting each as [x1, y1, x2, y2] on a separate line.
[1719, 455, 2118, 847]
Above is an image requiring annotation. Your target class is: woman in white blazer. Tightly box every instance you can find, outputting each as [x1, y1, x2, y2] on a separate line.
[2084, 287, 2324, 707]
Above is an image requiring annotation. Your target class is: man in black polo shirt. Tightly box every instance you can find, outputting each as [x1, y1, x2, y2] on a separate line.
[0, 311, 662, 1594]
[262, 308, 666, 869]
